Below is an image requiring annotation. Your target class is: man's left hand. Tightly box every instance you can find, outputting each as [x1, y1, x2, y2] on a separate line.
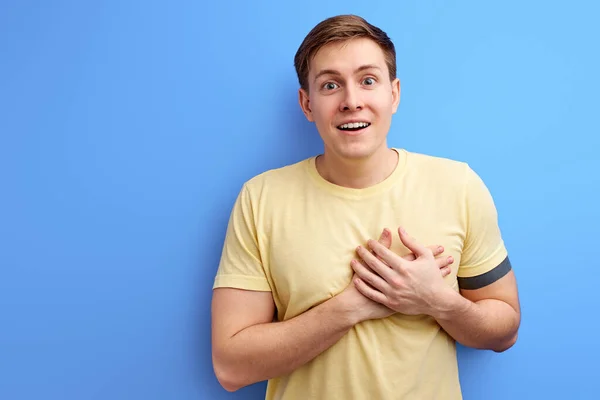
[351, 227, 455, 316]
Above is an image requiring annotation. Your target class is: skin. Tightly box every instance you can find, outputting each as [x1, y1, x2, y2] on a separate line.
[212, 230, 452, 392]
[352, 226, 520, 352]
[212, 36, 520, 393]
[298, 37, 520, 352]
[298, 37, 401, 189]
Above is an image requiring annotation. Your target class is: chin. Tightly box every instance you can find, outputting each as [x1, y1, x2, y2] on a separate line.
[332, 142, 380, 160]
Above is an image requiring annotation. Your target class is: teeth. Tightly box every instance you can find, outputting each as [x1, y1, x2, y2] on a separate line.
[339, 122, 370, 129]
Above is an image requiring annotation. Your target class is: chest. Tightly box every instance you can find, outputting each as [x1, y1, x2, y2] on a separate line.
[261, 192, 466, 320]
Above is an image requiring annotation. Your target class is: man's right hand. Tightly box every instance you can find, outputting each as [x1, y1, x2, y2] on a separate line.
[211, 229, 453, 391]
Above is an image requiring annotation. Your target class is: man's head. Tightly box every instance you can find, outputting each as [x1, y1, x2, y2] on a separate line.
[294, 15, 397, 92]
[294, 15, 401, 161]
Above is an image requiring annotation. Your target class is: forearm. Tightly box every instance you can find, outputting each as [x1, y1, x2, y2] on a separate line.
[431, 289, 520, 352]
[214, 296, 354, 391]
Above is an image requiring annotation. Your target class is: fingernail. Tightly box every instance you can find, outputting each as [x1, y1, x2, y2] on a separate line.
[399, 227, 406, 234]
[448, 256, 454, 264]
[438, 246, 444, 253]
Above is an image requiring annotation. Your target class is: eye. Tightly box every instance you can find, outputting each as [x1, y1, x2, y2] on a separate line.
[322, 82, 339, 90]
[363, 77, 376, 85]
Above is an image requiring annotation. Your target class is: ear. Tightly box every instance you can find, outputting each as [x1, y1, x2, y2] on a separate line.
[391, 78, 401, 114]
[298, 88, 314, 122]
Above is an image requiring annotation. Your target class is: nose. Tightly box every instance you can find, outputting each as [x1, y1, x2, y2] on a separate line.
[339, 85, 363, 112]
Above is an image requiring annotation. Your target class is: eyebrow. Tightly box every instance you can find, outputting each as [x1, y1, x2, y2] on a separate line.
[313, 64, 382, 83]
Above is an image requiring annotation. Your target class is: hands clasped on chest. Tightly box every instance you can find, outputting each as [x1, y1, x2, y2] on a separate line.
[339, 226, 456, 324]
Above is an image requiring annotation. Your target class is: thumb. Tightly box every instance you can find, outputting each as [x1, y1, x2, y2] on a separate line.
[398, 227, 428, 258]
[378, 228, 392, 249]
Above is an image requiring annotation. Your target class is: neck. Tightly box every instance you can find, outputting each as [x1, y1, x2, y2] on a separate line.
[316, 146, 399, 189]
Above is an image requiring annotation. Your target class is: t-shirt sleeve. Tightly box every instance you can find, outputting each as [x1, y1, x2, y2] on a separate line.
[457, 165, 509, 287]
[213, 184, 271, 291]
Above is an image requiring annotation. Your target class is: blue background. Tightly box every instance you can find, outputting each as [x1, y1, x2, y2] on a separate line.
[1, 1, 599, 399]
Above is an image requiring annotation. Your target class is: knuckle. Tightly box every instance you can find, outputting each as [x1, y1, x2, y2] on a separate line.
[395, 263, 406, 274]
[388, 297, 400, 310]
[391, 276, 403, 288]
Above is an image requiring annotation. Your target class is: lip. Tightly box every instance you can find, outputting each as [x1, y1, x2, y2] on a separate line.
[337, 126, 370, 136]
[336, 120, 371, 136]
[336, 119, 371, 126]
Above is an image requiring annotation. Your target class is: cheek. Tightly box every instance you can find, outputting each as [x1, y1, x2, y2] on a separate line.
[370, 93, 394, 116]
[310, 98, 337, 123]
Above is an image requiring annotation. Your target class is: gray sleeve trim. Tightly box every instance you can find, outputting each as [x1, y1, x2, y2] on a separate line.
[458, 256, 512, 290]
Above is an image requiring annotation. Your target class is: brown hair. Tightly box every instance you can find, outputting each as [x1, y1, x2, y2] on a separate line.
[294, 15, 397, 91]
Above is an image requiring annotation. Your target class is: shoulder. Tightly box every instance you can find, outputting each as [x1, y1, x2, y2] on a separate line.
[402, 149, 474, 187]
[240, 157, 313, 198]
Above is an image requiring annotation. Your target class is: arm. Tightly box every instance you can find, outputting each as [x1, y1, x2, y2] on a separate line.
[212, 184, 447, 391]
[431, 166, 520, 351]
[352, 167, 520, 352]
[213, 219, 439, 392]
[211, 183, 358, 391]
[351, 228, 520, 352]
[212, 229, 453, 392]
[211, 287, 358, 392]
[430, 264, 520, 352]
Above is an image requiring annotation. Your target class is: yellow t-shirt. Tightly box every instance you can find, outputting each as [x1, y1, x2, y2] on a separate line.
[214, 148, 508, 400]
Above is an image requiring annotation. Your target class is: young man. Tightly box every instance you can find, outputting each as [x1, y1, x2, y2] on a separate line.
[211, 14, 520, 400]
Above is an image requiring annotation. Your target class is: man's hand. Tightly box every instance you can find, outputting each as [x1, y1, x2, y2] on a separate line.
[339, 228, 452, 324]
[351, 227, 455, 316]
[351, 228, 452, 278]
[338, 229, 396, 324]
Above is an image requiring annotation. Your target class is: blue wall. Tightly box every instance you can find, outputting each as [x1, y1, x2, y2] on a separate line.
[1, 1, 599, 399]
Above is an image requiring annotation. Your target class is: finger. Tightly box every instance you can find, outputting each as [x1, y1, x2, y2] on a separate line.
[401, 253, 416, 261]
[378, 228, 392, 249]
[430, 245, 444, 257]
[351, 259, 389, 294]
[436, 255, 454, 270]
[403, 245, 443, 262]
[440, 265, 452, 277]
[365, 240, 406, 273]
[397, 227, 431, 259]
[356, 244, 397, 283]
[354, 229, 390, 270]
[353, 276, 389, 306]
[375, 229, 393, 264]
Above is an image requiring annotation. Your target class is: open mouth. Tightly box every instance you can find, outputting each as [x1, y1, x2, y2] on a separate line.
[337, 122, 371, 132]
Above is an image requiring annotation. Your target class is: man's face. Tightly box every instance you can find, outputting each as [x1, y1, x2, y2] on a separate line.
[299, 38, 400, 161]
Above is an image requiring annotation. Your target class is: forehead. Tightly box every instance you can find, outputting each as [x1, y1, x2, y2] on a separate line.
[309, 38, 388, 78]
